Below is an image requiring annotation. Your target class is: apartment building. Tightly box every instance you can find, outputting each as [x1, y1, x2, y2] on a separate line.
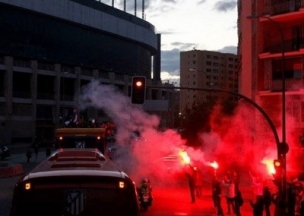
[179, 50, 239, 114]
[238, 0, 304, 143]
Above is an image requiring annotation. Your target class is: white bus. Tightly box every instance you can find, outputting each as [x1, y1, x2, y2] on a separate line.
[10, 149, 140, 216]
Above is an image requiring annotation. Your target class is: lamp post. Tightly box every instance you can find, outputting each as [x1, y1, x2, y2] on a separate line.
[247, 14, 288, 215]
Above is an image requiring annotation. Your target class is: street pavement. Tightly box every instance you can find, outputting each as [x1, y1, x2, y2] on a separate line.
[0, 145, 51, 216]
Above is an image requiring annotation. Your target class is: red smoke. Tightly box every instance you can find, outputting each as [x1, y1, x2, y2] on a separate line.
[79, 81, 303, 186]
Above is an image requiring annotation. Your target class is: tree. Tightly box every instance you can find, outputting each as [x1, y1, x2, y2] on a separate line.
[181, 99, 237, 147]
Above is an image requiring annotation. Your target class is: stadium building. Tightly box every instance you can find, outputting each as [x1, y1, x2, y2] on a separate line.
[0, 0, 174, 145]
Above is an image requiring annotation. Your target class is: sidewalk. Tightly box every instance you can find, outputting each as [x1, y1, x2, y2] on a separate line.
[0, 148, 53, 178]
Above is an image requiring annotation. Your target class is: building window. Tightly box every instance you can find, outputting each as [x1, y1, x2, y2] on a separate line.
[272, 58, 301, 80]
[301, 101, 304, 122]
[293, 100, 300, 123]
[12, 103, 32, 116]
[0, 103, 5, 116]
[294, 70, 302, 79]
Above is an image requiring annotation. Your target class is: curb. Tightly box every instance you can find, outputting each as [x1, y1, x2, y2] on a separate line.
[0, 164, 24, 178]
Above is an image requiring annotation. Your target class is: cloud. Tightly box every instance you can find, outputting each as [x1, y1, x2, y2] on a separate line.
[163, 0, 177, 3]
[197, 0, 207, 5]
[157, 29, 178, 35]
[214, 0, 237, 12]
[171, 42, 198, 51]
[161, 71, 179, 79]
[217, 45, 237, 54]
[144, 0, 179, 16]
[161, 49, 180, 73]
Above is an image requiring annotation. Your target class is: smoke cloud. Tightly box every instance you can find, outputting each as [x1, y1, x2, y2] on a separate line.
[77, 80, 301, 187]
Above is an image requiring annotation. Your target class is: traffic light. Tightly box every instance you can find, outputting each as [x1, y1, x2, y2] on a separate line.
[131, 76, 146, 104]
[273, 159, 282, 185]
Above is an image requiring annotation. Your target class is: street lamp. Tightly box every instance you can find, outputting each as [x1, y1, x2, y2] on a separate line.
[247, 14, 288, 215]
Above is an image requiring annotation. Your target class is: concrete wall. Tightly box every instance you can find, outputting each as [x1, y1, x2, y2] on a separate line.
[0, 0, 157, 50]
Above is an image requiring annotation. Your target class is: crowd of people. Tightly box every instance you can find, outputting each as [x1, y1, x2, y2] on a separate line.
[211, 170, 243, 216]
[210, 169, 304, 216]
[184, 166, 296, 216]
[184, 165, 244, 215]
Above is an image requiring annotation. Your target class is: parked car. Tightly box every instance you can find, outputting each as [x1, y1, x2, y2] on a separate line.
[0, 145, 10, 160]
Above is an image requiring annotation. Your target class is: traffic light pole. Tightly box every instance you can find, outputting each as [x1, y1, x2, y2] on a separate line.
[148, 85, 280, 147]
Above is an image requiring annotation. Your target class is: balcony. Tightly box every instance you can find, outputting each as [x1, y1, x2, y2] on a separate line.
[271, 79, 304, 91]
[263, 0, 304, 15]
[60, 94, 74, 101]
[13, 91, 31, 99]
[38, 62, 55, 71]
[37, 92, 55, 100]
[80, 68, 93, 77]
[263, 38, 304, 53]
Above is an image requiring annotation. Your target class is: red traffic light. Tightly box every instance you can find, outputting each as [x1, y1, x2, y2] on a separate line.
[131, 76, 146, 104]
[272, 159, 283, 185]
[273, 159, 282, 176]
[135, 80, 143, 87]
[273, 160, 281, 167]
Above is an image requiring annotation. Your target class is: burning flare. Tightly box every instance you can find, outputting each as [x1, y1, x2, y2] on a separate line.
[261, 158, 275, 175]
[178, 150, 191, 165]
[209, 161, 219, 169]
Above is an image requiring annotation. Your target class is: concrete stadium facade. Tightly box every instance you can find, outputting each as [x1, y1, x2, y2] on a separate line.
[0, 0, 171, 145]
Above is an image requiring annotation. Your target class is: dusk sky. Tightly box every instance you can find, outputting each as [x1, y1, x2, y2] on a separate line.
[99, 0, 238, 85]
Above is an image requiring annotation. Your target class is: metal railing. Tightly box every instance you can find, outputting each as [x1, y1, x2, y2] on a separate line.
[263, 39, 304, 53]
[263, 0, 304, 15]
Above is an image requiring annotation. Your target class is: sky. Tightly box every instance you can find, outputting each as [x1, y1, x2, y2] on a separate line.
[99, 0, 238, 85]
